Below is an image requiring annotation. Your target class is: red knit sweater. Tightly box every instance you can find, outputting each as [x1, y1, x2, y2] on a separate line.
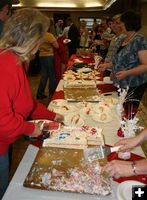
[0, 50, 56, 154]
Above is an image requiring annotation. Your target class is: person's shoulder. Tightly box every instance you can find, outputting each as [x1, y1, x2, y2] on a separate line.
[134, 33, 147, 43]
[0, 50, 20, 70]
[135, 33, 146, 39]
[0, 50, 17, 61]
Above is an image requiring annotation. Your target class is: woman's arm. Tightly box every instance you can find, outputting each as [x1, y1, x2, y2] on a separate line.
[116, 50, 147, 80]
[128, 50, 147, 76]
[115, 128, 147, 151]
[104, 159, 147, 179]
[98, 62, 113, 72]
[135, 159, 147, 175]
[30, 99, 64, 122]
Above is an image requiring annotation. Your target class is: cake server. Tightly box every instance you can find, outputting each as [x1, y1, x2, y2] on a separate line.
[24, 125, 50, 142]
[84, 145, 121, 161]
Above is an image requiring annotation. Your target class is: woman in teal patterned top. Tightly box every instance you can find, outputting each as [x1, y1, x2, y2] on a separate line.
[112, 11, 147, 116]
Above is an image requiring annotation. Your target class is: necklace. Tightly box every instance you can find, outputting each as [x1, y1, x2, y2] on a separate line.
[122, 32, 137, 46]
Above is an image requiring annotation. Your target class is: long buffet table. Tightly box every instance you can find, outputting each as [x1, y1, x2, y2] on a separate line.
[2, 55, 147, 200]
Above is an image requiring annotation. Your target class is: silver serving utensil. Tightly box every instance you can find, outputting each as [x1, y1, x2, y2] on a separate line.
[84, 145, 121, 161]
[24, 125, 50, 141]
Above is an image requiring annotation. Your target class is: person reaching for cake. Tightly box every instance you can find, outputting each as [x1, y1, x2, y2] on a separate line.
[0, 8, 64, 199]
[98, 11, 147, 117]
[104, 128, 147, 178]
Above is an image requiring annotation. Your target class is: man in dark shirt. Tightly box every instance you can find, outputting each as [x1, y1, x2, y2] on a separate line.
[66, 17, 80, 58]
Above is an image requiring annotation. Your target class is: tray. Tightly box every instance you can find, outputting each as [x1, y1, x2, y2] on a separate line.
[24, 147, 111, 196]
[64, 87, 100, 102]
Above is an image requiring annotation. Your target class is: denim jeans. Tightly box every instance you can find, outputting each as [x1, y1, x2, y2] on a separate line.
[37, 56, 57, 96]
[0, 151, 9, 199]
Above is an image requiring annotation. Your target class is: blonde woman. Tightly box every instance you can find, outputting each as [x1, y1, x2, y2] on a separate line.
[0, 8, 63, 198]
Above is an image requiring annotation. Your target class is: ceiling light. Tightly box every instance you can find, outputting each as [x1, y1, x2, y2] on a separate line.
[37, 3, 77, 8]
[12, 3, 22, 7]
[85, 2, 102, 7]
[104, 0, 117, 9]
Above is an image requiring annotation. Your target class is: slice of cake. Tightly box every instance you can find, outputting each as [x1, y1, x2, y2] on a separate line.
[43, 126, 103, 148]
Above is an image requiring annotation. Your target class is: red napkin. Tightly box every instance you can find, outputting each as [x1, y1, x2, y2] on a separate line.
[81, 57, 94, 63]
[97, 84, 117, 93]
[107, 152, 147, 184]
[51, 91, 64, 101]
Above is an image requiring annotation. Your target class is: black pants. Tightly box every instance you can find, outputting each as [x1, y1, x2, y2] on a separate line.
[123, 82, 147, 118]
[8, 144, 13, 172]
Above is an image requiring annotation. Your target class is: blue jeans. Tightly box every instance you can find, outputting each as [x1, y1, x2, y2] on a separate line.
[0, 151, 9, 199]
[37, 56, 57, 96]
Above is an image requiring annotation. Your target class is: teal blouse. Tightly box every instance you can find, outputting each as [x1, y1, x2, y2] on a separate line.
[112, 33, 147, 88]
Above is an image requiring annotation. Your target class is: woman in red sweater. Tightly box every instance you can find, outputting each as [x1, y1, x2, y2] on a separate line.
[0, 8, 63, 199]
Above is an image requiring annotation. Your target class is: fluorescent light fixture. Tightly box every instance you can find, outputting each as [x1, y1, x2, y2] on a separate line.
[85, 2, 102, 7]
[104, 0, 117, 10]
[37, 3, 77, 8]
[12, 3, 22, 7]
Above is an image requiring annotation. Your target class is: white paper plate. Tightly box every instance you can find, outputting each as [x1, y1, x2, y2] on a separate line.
[77, 67, 92, 73]
[117, 180, 145, 200]
[49, 99, 67, 108]
[103, 97, 118, 105]
[103, 76, 113, 84]
[63, 75, 76, 81]
[96, 80, 104, 84]
[91, 103, 112, 113]
[92, 113, 113, 123]
[77, 102, 95, 116]
[64, 113, 84, 127]
[51, 104, 78, 114]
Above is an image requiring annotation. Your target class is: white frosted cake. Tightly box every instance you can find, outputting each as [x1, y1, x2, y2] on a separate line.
[43, 125, 104, 148]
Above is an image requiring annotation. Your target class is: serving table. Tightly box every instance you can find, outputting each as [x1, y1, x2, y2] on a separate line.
[2, 54, 146, 200]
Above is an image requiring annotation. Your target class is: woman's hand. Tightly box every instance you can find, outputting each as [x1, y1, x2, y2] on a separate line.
[54, 113, 64, 123]
[98, 62, 112, 72]
[98, 64, 107, 72]
[98, 63, 109, 72]
[30, 121, 43, 138]
[103, 160, 133, 179]
[115, 70, 129, 80]
[115, 136, 141, 152]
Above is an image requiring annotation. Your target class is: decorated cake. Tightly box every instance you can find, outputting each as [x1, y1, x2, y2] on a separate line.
[43, 125, 104, 148]
[24, 147, 111, 196]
